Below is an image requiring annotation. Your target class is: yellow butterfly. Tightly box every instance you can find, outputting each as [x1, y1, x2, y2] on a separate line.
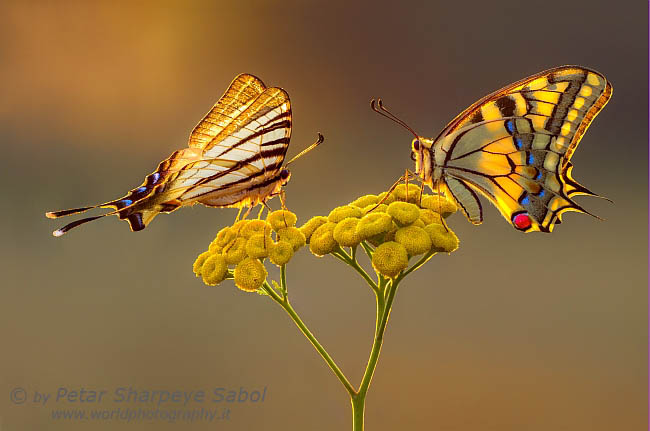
[372, 66, 612, 233]
[47, 73, 322, 237]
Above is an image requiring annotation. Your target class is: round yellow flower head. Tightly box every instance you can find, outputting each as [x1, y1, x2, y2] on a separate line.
[201, 254, 228, 286]
[361, 203, 388, 214]
[309, 222, 338, 256]
[269, 240, 294, 266]
[245, 234, 272, 259]
[350, 195, 378, 209]
[419, 208, 442, 226]
[208, 238, 223, 254]
[240, 220, 272, 238]
[383, 222, 399, 242]
[411, 218, 426, 228]
[421, 195, 458, 217]
[356, 212, 393, 240]
[424, 224, 459, 253]
[215, 226, 236, 247]
[387, 201, 420, 226]
[393, 184, 421, 203]
[395, 225, 432, 256]
[372, 241, 409, 278]
[328, 205, 363, 223]
[267, 210, 298, 231]
[333, 217, 362, 247]
[193, 251, 212, 277]
[231, 219, 250, 235]
[234, 257, 268, 292]
[277, 227, 306, 251]
[377, 191, 396, 205]
[223, 237, 248, 265]
[299, 216, 328, 243]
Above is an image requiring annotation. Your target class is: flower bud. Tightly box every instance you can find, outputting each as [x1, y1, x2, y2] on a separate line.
[361, 203, 388, 214]
[333, 217, 362, 247]
[234, 257, 268, 292]
[223, 237, 248, 264]
[277, 227, 306, 251]
[350, 195, 378, 208]
[372, 241, 409, 278]
[421, 195, 458, 217]
[356, 212, 393, 239]
[387, 201, 420, 226]
[377, 191, 396, 205]
[424, 224, 459, 253]
[309, 222, 338, 256]
[240, 220, 272, 238]
[267, 210, 298, 231]
[269, 240, 294, 266]
[193, 251, 212, 277]
[393, 184, 422, 203]
[215, 226, 236, 247]
[419, 208, 442, 226]
[395, 225, 432, 256]
[299, 216, 328, 243]
[328, 205, 363, 223]
[245, 234, 272, 259]
[201, 254, 228, 286]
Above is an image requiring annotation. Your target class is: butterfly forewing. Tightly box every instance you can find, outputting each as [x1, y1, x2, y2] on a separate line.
[189, 74, 267, 150]
[176, 87, 291, 207]
[435, 66, 612, 232]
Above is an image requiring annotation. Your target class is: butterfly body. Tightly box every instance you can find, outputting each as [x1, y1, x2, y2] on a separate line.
[381, 66, 612, 233]
[47, 74, 316, 237]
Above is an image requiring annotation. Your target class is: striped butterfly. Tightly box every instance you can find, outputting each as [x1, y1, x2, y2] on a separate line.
[47, 73, 322, 237]
[372, 66, 612, 233]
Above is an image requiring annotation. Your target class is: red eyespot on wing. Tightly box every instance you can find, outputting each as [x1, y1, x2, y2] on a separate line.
[513, 213, 532, 230]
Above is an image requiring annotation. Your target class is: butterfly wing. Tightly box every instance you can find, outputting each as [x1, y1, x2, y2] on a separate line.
[189, 73, 267, 150]
[434, 66, 612, 232]
[47, 74, 291, 236]
[170, 86, 292, 208]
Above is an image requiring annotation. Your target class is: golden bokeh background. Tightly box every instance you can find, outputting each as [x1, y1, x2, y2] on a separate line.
[1, 1, 646, 430]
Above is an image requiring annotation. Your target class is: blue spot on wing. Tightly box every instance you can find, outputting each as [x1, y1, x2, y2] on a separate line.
[505, 119, 515, 134]
[535, 170, 542, 180]
[527, 153, 534, 165]
[520, 195, 530, 205]
[150, 173, 161, 184]
[538, 190, 545, 198]
[514, 136, 523, 150]
[120, 199, 133, 206]
[134, 187, 147, 193]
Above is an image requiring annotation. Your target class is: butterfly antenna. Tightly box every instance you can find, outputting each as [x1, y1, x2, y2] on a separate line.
[286, 133, 324, 166]
[370, 99, 419, 138]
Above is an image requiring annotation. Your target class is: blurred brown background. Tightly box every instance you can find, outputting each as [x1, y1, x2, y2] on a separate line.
[0, 1, 646, 430]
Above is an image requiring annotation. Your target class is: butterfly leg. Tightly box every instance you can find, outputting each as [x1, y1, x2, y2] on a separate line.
[242, 205, 255, 220]
[234, 206, 244, 223]
[257, 205, 265, 220]
[367, 173, 409, 213]
[435, 182, 450, 233]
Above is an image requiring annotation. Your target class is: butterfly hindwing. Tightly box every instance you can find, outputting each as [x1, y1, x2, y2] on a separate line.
[436, 66, 612, 232]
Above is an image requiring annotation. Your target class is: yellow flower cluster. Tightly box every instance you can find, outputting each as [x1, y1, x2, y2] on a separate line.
[193, 210, 306, 292]
[305, 184, 460, 278]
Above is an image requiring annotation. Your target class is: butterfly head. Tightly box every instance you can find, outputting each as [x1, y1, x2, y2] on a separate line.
[411, 137, 434, 183]
[279, 168, 291, 186]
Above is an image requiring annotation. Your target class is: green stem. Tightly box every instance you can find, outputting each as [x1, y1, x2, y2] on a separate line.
[333, 248, 378, 292]
[280, 264, 288, 299]
[401, 250, 437, 278]
[262, 282, 356, 397]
